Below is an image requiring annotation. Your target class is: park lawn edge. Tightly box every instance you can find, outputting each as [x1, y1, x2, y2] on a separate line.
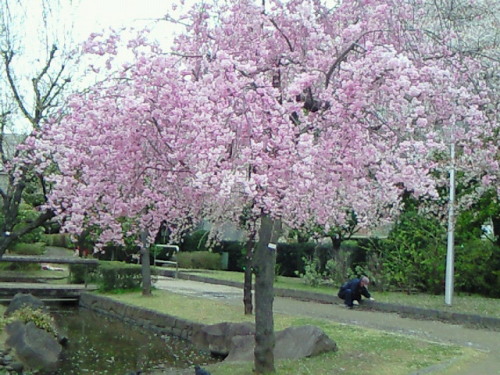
[180, 270, 500, 318]
[105, 289, 480, 375]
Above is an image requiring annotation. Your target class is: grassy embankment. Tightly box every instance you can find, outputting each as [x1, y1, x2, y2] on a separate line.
[106, 269, 491, 375]
[2, 265, 494, 374]
[178, 269, 500, 318]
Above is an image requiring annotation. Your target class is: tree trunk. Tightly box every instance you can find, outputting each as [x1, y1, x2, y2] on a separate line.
[492, 215, 500, 247]
[253, 214, 282, 374]
[329, 234, 342, 261]
[243, 232, 256, 315]
[0, 205, 55, 258]
[140, 230, 152, 296]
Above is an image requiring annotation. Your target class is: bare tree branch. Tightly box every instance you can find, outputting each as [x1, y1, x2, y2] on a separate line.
[268, 18, 294, 52]
[1, 49, 35, 124]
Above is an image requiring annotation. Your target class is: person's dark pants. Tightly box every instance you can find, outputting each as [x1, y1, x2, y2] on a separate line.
[338, 288, 353, 307]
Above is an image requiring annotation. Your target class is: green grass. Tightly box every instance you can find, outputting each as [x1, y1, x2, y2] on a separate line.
[0, 264, 487, 375]
[0, 268, 70, 283]
[186, 270, 500, 318]
[108, 289, 482, 375]
[374, 291, 500, 318]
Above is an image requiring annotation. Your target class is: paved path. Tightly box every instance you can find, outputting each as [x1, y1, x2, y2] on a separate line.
[154, 276, 500, 375]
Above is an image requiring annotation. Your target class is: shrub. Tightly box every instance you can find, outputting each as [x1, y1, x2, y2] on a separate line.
[1, 242, 45, 271]
[99, 244, 138, 262]
[212, 241, 246, 271]
[12, 203, 45, 244]
[96, 261, 145, 291]
[374, 211, 446, 294]
[176, 251, 222, 270]
[297, 247, 356, 287]
[455, 239, 500, 297]
[296, 257, 328, 287]
[276, 242, 316, 277]
[68, 263, 100, 284]
[9, 242, 45, 255]
[1, 306, 58, 338]
[41, 233, 72, 248]
[180, 230, 210, 252]
[150, 244, 179, 264]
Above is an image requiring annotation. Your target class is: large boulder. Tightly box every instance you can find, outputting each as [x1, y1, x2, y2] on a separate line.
[224, 325, 337, 362]
[4, 293, 48, 317]
[5, 320, 62, 372]
[191, 322, 255, 356]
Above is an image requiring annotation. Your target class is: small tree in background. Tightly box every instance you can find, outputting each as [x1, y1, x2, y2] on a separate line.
[0, 1, 77, 257]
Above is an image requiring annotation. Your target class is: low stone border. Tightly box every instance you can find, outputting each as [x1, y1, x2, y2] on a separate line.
[156, 269, 500, 331]
[79, 293, 204, 341]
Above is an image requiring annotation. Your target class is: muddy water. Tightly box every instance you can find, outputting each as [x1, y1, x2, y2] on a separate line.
[51, 307, 217, 375]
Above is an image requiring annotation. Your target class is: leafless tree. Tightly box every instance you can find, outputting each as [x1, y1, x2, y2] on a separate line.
[0, 0, 75, 257]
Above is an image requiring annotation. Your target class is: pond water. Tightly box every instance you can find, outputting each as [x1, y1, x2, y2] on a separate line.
[50, 306, 217, 375]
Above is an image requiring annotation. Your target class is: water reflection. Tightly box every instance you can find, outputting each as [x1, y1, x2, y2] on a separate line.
[51, 307, 216, 375]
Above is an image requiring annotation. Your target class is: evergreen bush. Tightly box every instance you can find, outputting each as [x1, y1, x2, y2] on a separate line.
[180, 230, 210, 252]
[41, 233, 72, 248]
[176, 251, 222, 270]
[1, 242, 45, 271]
[213, 240, 246, 271]
[276, 242, 315, 277]
[97, 261, 144, 291]
[368, 211, 446, 294]
[455, 239, 500, 297]
[68, 263, 99, 284]
[10, 242, 45, 255]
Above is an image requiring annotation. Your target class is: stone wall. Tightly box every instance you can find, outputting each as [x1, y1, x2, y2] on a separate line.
[79, 293, 205, 341]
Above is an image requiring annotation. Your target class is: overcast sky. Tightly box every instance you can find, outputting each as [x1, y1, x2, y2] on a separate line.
[5, 0, 192, 133]
[71, 0, 180, 43]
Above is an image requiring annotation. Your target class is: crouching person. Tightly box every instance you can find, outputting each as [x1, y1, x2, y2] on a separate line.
[338, 276, 374, 309]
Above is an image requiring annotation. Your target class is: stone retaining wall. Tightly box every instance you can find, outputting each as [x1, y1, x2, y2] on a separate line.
[156, 269, 500, 331]
[79, 293, 204, 341]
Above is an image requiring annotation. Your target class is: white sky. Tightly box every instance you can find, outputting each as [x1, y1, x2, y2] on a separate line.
[5, 0, 191, 133]
[70, 0, 180, 43]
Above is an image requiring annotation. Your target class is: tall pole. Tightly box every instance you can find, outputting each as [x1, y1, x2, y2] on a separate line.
[445, 142, 455, 305]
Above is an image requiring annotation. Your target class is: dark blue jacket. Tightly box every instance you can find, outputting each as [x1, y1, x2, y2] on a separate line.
[338, 278, 371, 301]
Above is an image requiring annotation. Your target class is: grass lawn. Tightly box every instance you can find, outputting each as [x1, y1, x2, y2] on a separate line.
[109, 289, 482, 375]
[1, 265, 490, 375]
[0, 268, 71, 284]
[181, 269, 500, 318]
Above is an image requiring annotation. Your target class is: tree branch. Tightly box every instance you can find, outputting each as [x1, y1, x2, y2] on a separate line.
[269, 18, 294, 52]
[1, 49, 34, 124]
[325, 43, 357, 89]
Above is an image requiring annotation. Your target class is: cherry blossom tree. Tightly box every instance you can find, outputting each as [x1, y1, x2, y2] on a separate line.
[35, 46, 211, 293]
[36, 0, 496, 372]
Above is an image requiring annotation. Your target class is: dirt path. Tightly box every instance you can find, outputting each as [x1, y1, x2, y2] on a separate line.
[154, 277, 500, 375]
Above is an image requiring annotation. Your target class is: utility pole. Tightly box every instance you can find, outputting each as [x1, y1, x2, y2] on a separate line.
[445, 142, 455, 305]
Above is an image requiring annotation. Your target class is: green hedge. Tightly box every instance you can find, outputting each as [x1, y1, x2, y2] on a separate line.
[176, 251, 222, 270]
[68, 263, 100, 284]
[276, 242, 316, 277]
[180, 230, 210, 252]
[69, 261, 154, 291]
[9, 242, 46, 255]
[213, 241, 246, 271]
[0, 242, 46, 271]
[455, 239, 500, 297]
[98, 262, 144, 291]
[41, 233, 73, 248]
